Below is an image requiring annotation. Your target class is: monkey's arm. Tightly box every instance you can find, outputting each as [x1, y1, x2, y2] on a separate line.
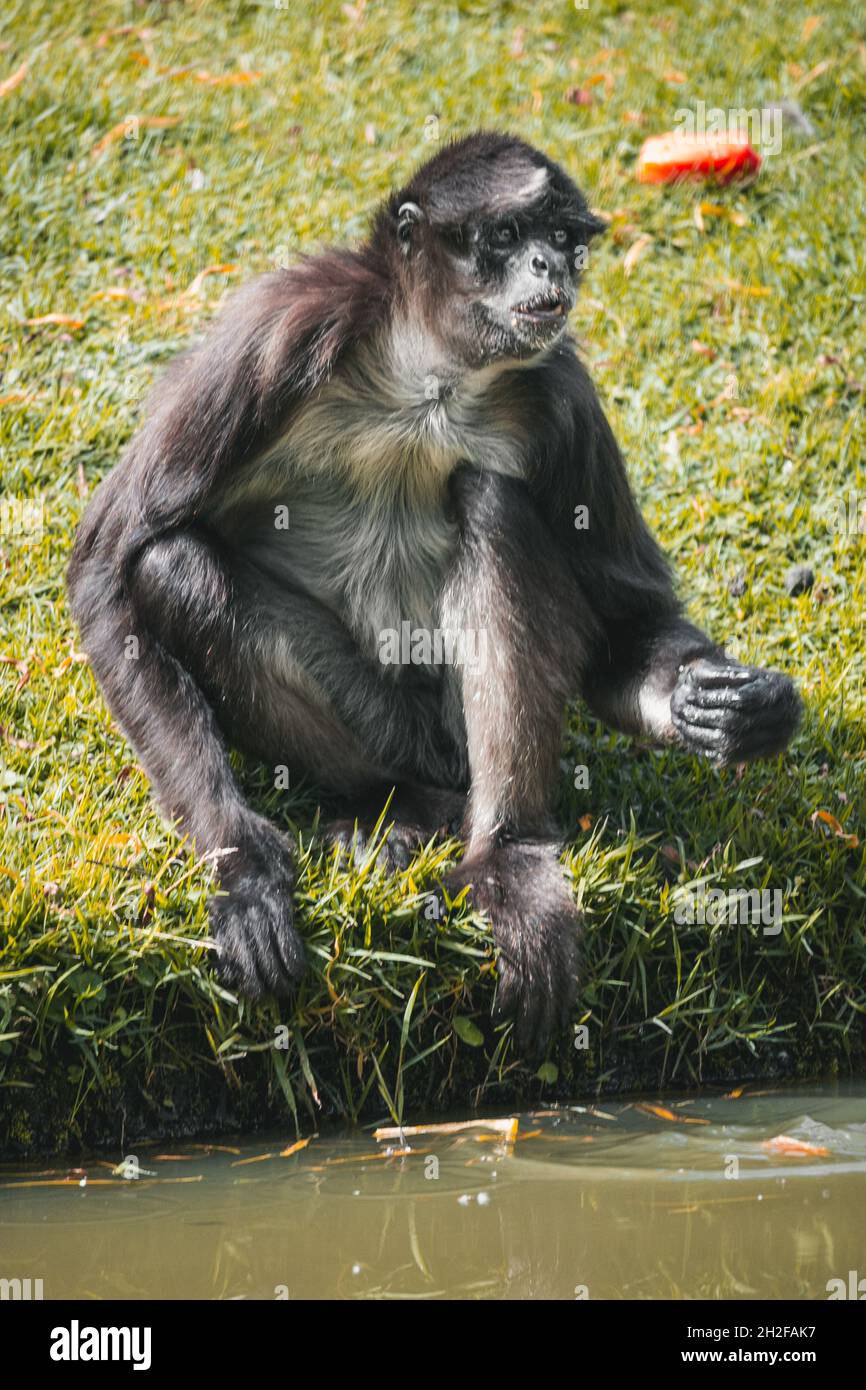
[582, 616, 802, 763]
[563, 388, 802, 762]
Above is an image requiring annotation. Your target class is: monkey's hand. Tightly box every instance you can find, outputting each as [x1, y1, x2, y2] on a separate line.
[670, 657, 802, 765]
[209, 816, 305, 999]
[440, 840, 580, 1058]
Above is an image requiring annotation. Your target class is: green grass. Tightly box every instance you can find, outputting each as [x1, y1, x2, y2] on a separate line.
[1, 0, 864, 1156]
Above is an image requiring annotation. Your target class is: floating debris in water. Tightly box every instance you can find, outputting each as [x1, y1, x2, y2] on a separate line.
[636, 1102, 709, 1125]
[762, 1134, 830, 1157]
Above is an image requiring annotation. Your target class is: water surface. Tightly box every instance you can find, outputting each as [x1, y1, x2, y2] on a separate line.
[2, 1084, 865, 1299]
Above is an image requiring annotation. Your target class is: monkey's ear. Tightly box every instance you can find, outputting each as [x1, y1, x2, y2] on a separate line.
[582, 210, 609, 241]
[397, 201, 424, 253]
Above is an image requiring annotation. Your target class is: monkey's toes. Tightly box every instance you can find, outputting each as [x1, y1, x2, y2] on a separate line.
[323, 817, 429, 874]
[494, 950, 577, 1061]
[438, 841, 581, 1059]
[210, 881, 305, 1000]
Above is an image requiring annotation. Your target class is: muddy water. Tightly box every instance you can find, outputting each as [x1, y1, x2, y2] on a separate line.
[1, 1084, 865, 1300]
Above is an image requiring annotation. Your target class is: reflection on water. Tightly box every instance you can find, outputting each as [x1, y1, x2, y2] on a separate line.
[2, 1085, 865, 1300]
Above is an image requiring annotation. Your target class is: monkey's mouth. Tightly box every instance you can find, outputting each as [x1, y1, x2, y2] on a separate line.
[510, 289, 570, 323]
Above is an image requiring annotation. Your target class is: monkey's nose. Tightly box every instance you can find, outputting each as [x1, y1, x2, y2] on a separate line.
[530, 253, 548, 276]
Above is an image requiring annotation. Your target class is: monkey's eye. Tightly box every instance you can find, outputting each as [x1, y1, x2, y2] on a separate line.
[551, 228, 568, 246]
[492, 219, 519, 246]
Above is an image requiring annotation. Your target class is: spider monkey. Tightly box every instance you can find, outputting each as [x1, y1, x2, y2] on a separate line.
[68, 132, 802, 1055]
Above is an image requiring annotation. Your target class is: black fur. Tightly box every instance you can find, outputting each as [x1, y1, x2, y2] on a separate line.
[68, 133, 802, 1055]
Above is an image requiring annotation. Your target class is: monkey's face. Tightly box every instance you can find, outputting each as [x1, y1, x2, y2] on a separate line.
[390, 137, 606, 369]
[439, 209, 595, 367]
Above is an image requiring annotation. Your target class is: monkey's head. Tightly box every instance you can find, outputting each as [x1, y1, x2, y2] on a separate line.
[378, 132, 606, 369]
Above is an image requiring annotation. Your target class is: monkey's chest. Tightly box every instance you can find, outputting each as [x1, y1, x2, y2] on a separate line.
[225, 370, 523, 666]
[237, 478, 458, 667]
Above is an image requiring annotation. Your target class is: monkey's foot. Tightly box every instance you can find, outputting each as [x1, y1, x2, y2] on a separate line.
[671, 658, 802, 765]
[324, 817, 432, 874]
[210, 822, 305, 999]
[439, 840, 581, 1058]
[323, 784, 465, 874]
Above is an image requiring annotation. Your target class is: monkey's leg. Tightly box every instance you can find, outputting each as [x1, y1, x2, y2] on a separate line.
[70, 537, 310, 999]
[438, 467, 593, 1056]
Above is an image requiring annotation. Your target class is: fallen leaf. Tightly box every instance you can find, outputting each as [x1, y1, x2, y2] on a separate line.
[801, 15, 824, 42]
[636, 1102, 710, 1125]
[0, 726, 39, 750]
[86, 287, 142, 304]
[23, 314, 86, 329]
[794, 59, 833, 91]
[694, 201, 748, 232]
[0, 60, 28, 97]
[811, 808, 859, 848]
[585, 71, 614, 97]
[279, 1137, 311, 1158]
[189, 69, 261, 87]
[623, 233, 653, 276]
[720, 278, 772, 297]
[183, 263, 238, 299]
[453, 1015, 484, 1046]
[96, 25, 156, 47]
[92, 115, 179, 156]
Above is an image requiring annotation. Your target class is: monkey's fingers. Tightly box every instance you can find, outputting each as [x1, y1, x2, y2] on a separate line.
[674, 679, 777, 713]
[682, 659, 761, 688]
[672, 663, 802, 764]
